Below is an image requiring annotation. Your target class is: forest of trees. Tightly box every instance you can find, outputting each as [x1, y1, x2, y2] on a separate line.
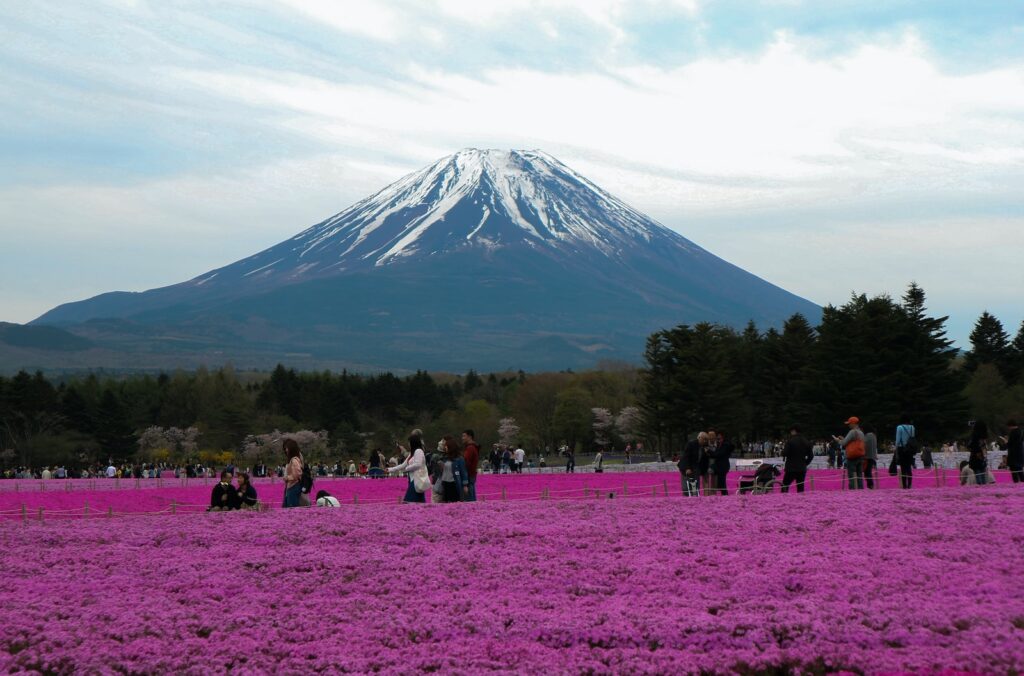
[1, 284, 1022, 470]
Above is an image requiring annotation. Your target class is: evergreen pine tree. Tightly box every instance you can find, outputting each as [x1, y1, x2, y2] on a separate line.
[964, 311, 1012, 380]
[896, 283, 967, 438]
[1009, 320, 1024, 386]
[95, 389, 136, 460]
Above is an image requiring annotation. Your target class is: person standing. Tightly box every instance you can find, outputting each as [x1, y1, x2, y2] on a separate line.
[594, 447, 605, 474]
[999, 420, 1023, 483]
[834, 417, 865, 490]
[461, 429, 480, 501]
[967, 421, 990, 485]
[678, 433, 705, 496]
[387, 435, 428, 503]
[700, 429, 716, 495]
[711, 430, 733, 496]
[441, 437, 469, 502]
[368, 448, 384, 479]
[490, 445, 501, 474]
[282, 439, 303, 508]
[862, 424, 879, 489]
[895, 415, 917, 489]
[781, 425, 813, 493]
[513, 446, 526, 474]
[563, 445, 575, 473]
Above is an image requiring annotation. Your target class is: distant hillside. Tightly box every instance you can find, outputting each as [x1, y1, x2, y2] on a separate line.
[0, 323, 93, 352]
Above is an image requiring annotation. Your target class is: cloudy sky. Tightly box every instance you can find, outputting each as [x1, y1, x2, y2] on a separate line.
[1, 0, 1022, 345]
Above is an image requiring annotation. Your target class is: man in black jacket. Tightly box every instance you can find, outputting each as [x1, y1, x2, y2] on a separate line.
[208, 470, 236, 511]
[1001, 420, 1023, 484]
[781, 425, 814, 493]
[678, 432, 706, 496]
[711, 431, 733, 496]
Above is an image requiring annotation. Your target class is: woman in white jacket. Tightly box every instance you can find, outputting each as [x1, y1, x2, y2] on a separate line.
[388, 434, 428, 503]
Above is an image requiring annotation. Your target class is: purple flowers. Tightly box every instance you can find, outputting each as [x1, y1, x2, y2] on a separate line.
[1, 483, 1022, 673]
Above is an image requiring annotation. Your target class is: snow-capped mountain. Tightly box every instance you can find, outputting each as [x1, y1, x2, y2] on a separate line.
[31, 149, 820, 371]
[185, 148, 695, 288]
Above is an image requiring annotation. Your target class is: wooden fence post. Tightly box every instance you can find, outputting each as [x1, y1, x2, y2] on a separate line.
[663, 479, 669, 496]
[38, 507, 44, 523]
[107, 507, 113, 518]
[84, 501, 90, 517]
[170, 500, 176, 515]
[21, 503, 26, 523]
[502, 487, 507, 501]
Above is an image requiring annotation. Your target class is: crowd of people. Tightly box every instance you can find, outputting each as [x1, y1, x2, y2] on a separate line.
[2, 462, 217, 481]
[7, 416, 1022, 508]
[676, 415, 1023, 495]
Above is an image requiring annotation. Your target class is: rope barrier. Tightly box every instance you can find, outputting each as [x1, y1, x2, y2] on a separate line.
[3, 473, 1020, 521]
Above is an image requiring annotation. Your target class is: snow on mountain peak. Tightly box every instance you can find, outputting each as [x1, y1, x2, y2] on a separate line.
[208, 149, 693, 285]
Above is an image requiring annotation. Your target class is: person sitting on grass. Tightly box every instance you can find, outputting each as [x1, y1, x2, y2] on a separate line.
[315, 490, 340, 507]
[236, 472, 258, 510]
[960, 460, 976, 486]
[208, 470, 235, 511]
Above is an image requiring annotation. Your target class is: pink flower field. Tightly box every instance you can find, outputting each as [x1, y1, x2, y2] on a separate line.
[1, 485, 1022, 674]
[0, 468, 1013, 518]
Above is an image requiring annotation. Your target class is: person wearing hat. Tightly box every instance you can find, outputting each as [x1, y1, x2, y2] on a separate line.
[833, 417, 866, 490]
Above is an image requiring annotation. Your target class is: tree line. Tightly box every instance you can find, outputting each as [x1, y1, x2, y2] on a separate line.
[640, 284, 1023, 453]
[1, 283, 1021, 469]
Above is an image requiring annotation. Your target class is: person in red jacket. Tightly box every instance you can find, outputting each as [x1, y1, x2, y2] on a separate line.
[461, 429, 480, 502]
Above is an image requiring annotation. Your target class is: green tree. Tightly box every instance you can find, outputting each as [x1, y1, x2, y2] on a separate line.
[964, 311, 1013, 380]
[1009, 320, 1024, 386]
[896, 283, 967, 438]
[95, 389, 135, 461]
[552, 387, 592, 451]
[963, 364, 1023, 433]
[639, 323, 744, 450]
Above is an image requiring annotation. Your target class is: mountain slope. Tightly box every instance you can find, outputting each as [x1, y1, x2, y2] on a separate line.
[30, 149, 820, 371]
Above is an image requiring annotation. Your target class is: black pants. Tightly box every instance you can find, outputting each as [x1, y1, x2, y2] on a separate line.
[1010, 464, 1023, 483]
[715, 471, 728, 495]
[864, 459, 876, 489]
[898, 457, 913, 489]
[566, 460, 575, 473]
[442, 481, 462, 502]
[781, 470, 806, 493]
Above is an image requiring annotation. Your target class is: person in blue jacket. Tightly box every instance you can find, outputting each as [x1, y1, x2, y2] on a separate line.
[441, 436, 469, 502]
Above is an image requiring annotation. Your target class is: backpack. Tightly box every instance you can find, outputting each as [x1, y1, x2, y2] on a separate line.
[300, 461, 314, 494]
[899, 425, 920, 456]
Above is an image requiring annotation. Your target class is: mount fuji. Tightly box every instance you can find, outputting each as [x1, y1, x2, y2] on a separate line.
[29, 149, 819, 371]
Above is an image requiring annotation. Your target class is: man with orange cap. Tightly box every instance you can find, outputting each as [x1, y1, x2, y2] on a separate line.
[833, 417, 866, 489]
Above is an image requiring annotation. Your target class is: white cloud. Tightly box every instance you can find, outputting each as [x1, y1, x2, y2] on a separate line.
[271, 0, 403, 41]
[3, 9, 1023, 343]
[165, 30, 1024, 190]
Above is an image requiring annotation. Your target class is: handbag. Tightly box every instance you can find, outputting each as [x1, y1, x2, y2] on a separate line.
[888, 455, 898, 476]
[412, 465, 431, 493]
[845, 438, 865, 460]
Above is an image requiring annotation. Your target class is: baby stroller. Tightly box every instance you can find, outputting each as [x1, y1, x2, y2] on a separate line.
[737, 463, 781, 494]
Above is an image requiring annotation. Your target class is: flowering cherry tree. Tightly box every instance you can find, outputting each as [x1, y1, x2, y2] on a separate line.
[591, 408, 614, 446]
[497, 418, 520, 446]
